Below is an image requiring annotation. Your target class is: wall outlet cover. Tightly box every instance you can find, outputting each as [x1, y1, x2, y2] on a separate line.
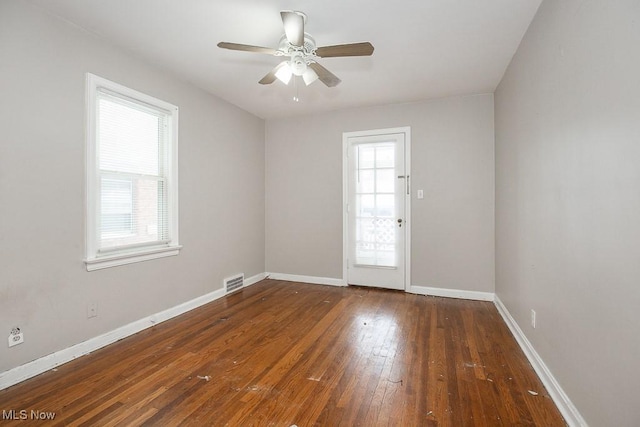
[8, 330, 24, 347]
[88, 302, 98, 318]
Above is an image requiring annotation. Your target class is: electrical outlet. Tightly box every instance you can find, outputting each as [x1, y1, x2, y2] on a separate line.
[531, 309, 537, 328]
[88, 302, 98, 318]
[8, 327, 24, 348]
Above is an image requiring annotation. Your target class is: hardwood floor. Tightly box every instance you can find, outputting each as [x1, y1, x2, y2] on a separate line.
[0, 280, 566, 426]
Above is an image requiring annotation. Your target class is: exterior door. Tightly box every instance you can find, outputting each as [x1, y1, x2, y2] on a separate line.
[344, 129, 409, 290]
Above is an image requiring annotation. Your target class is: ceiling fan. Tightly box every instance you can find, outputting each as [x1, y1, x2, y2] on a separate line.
[217, 10, 374, 88]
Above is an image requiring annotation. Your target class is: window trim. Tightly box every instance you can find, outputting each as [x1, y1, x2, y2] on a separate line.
[85, 73, 180, 271]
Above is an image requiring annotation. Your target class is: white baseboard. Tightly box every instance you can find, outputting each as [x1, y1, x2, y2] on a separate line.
[266, 272, 346, 287]
[494, 296, 587, 427]
[0, 272, 267, 391]
[263, 277, 493, 300]
[244, 272, 267, 287]
[409, 285, 495, 301]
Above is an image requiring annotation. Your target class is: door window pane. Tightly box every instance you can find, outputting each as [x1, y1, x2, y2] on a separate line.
[354, 142, 397, 267]
[376, 169, 395, 193]
[376, 194, 395, 218]
[375, 145, 394, 168]
[358, 146, 375, 169]
[356, 194, 375, 217]
[356, 169, 375, 193]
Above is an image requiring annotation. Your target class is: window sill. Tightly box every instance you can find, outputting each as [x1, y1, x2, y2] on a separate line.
[85, 245, 182, 271]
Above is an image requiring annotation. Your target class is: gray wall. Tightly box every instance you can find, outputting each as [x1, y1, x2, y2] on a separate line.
[0, 1, 265, 373]
[265, 95, 495, 293]
[495, 1, 640, 425]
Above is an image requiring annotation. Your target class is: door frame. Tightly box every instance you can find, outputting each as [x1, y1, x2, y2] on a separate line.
[342, 126, 411, 290]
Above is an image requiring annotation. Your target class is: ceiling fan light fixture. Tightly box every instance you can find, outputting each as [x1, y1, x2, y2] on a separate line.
[275, 64, 293, 84]
[289, 55, 307, 76]
[302, 67, 319, 86]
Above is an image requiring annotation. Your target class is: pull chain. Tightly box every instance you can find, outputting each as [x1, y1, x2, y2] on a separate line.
[293, 77, 300, 102]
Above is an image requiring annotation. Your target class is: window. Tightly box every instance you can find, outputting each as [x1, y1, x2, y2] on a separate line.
[354, 143, 397, 267]
[85, 73, 180, 271]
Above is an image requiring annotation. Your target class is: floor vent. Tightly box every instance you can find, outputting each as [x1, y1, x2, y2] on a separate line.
[224, 274, 244, 294]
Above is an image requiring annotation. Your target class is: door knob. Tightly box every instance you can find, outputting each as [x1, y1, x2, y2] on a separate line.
[397, 218, 403, 227]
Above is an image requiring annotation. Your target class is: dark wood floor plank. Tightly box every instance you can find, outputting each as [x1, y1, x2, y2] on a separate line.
[0, 280, 566, 426]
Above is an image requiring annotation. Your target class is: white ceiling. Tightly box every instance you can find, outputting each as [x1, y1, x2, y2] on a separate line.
[29, 0, 542, 119]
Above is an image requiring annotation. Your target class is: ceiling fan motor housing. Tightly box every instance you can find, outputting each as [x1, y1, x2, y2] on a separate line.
[278, 34, 317, 58]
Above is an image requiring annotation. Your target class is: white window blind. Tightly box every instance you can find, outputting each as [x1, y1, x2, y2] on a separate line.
[86, 74, 179, 270]
[97, 90, 169, 252]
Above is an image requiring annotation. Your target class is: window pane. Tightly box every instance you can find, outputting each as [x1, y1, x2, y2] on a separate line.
[356, 218, 374, 243]
[356, 169, 374, 194]
[356, 194, 375, 217]
[375, 218, 396, 245]
[358, 145, 375, 169]
[101, 178, 133, 236]
[355, 217, 396, 267]
[376, 169, 395, 193]
[100, 177, 166, 249]
[375, 145, 394, 168]
[352, 141, 398, 268]
[98, 96, 163, 176]
[376, 194, 395, 218]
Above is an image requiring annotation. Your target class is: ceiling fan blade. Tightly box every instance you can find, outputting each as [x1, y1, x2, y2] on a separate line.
[308, 62, 341, 87]
[281, 10, 305, 47]
[259, 62, 289, 85]
[217, 42, 277, 55]
[315, 42, 375, 58]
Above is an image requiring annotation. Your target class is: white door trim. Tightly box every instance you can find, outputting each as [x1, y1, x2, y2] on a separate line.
[342, 126, 411, 290]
